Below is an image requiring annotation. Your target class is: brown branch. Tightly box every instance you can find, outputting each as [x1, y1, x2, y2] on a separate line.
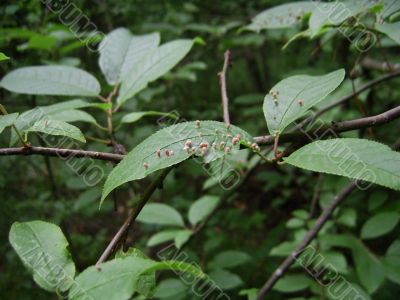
[96, 167, 173, 266]
[254, 105, 400, 145]
[218, 50, 232, 125]
[1, 106, 399, 163]
[257, 182, 357, 299]
[307, 69, 400, 122]
[0, 146, 124, 162]
[361, 57, 400, 72]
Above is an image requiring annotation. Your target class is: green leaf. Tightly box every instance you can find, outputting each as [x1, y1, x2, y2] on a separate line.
[147, 260, 205, 280]
[273, 274, 312, 293]
[0, 66, 100, 97]
[114, 248, 156, 297]
[286, 218, 304, 228]
[136, 203, 185, 227]
[154, 279, 188, 299]
[0, 113, 18, 134]
[117, 39, 195, 105]
[188, 195, 220, 226]
[99, 28, 160, 85]
[378, 0, 400, 19]
[9, 221, 75, 292]
[263, 69, 345, 135]
[309, 1, 369, 37]
[361, 212, 400, 239]
[285, 138, 400, 191]
[48, 109, 98, 125]
[368, 190, 388, 211]
[376, 22, 400, 44]
[209, 268, 243, 290]
[27, 34, 57, 50]
[147, 230, 182, 247]
[383, 239, 400, 284]
[0, 52, 10, 61]
[120, 111, 178, 125]
[69, 257, 156, 300]
[115, 247, 148, 260]
[337, 208, 357, 227]
[101, 121, 253, 202]
[292, 209, 309, 220]
[10, 99, 104, 145]
[246, 2, 315, 32]
[174, 230, 192, 249]
[321, 251, 348, 274]
[270, 241, 297, 256]
[239, 288, 258, 300]
[352, 239, 385, 293]
[26, 119, 86, 143]
[208, 250, 251, 269]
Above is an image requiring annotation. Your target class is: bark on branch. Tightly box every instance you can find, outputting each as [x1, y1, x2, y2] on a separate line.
[218, 50, 232, 125]
[0, 146, 124, 162]
[1, 106, 399, 162]
[254, 105, 400, 145]
[257, 182, 357, 299]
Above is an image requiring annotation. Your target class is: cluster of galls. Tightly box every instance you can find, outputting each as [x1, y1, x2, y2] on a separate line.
[144, 148, 175, 170]
[143, 121, 260, 170]
[270, 89, 279, 106]
[251, 143, 260, 151]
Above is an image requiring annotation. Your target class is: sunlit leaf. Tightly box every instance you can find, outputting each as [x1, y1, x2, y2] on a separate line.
[361, 212, 400, 239]
[101, 121, 253, 202]
[120, 111, 178, 125]
[285, 138, 400, 191]
[26, 119, 86, 143]
[0, 66, 101, 97]
[137, 203, 185, 227]
[246, 2, 315, 32]
[263, 69, 345, 135]
[117, 39, 195, 105]
[9, 221, 75, 292]
[188, 195, 220, 226]
[99, 28, 160, 85]
[376, 22, 400, 44]
[0, 52, 10, 61]
[0, 113, 18, 134]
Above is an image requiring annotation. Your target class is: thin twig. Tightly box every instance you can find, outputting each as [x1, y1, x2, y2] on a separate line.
[273, 135, 280, 159]
[254, 105, 400, 145]
[257, 182, 357, 299]
[218, 50, 232, 125]
[0, 146, 124, 162]
[361, 57, 400, 72]
[96, 167, 173, 266]
[301, 69, 400, 127]
[1, 106, 400, 162]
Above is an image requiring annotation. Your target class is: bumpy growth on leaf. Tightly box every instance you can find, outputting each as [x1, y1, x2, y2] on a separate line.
[101, 121, 253, 203]
[246, 2, 316, 32]
[263, 69, 345, 135]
